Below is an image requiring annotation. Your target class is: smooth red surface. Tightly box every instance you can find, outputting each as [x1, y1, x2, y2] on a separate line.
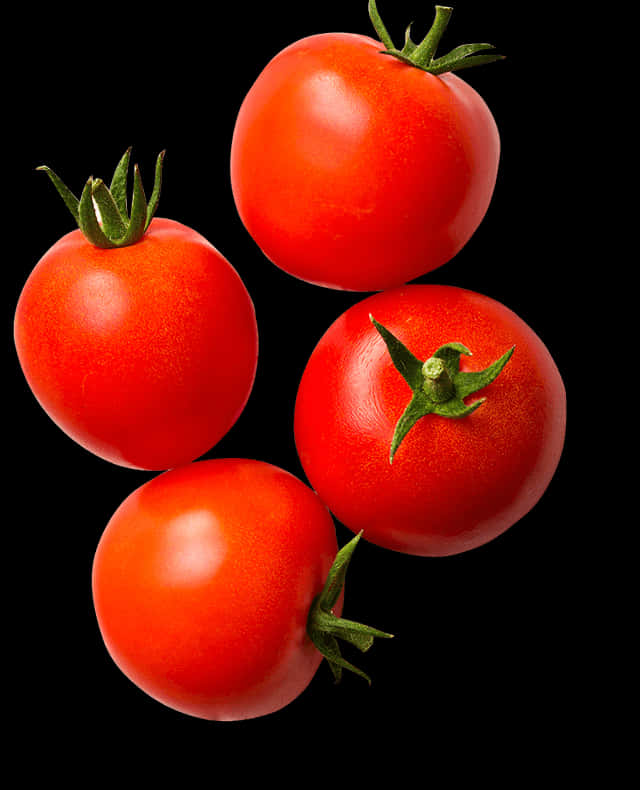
[92, 458, 340, 721]
[294, 285, 566, 556]
[231, 33, 500, 291]
[14, 218, 258, 470]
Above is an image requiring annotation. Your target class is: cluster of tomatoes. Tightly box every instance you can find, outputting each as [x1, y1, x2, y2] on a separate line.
[13, 3, 566, 722]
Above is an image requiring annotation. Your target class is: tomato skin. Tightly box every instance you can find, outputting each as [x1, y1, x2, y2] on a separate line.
[294, 285, 566, 556]
[231, 33, 500, 291]
[92, 458, 341, 721]
[14, 218, 258, 470]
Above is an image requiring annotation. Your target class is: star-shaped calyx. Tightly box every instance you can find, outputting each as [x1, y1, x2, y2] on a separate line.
[367, 2, 505, 75]
[370, 315, 515, 463]
[37, 148, 165, 249]
[307, 532, 393, 684]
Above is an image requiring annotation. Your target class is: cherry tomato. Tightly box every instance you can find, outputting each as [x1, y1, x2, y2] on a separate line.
[92, 458, 391, 720]
[294, 285, 566, 556]
[231, 3, 502, 291]
[14, 152, 258, 470]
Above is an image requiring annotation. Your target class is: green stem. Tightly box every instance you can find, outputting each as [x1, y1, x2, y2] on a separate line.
[411, 5, 452, 66]
[421, 356, 455, 402]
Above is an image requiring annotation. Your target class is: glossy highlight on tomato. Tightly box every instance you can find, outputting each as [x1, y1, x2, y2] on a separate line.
[14, 217, 258, 470]
[92, 458, 342, 721]
[294, 285, 566, 556]
[231, 3, 501, 291]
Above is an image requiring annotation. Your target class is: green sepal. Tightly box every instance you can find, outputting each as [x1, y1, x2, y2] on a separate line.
[390, 390, 435, 463]
[368, 2, 505, 75]
[369, 315, 423, 391]
[116, 165, 147, 247]
[307, 532, 393, 685]
[109, 147, 132, 219]
[37, 148, 165, 249]
[455, 346, 514, 398]
[91, 178, 128, 239]
[403, 22, 417, 55]
[36, 166, 80, 222]
[367, 0, 395, 50]
[370, 315, 515, 463]
[145, 150, 165, 230]
[429, 42, 503, 74]
[77, 179, 113, 248]
[432, 341, 472, 375]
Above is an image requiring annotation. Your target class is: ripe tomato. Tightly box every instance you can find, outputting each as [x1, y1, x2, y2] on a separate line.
[231, 3, 502, 291]
[14, 152, 258, 470]
[294, 285, 566, 556]
[92, 458, 391, 720]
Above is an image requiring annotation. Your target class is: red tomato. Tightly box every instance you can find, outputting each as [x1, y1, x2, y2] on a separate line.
[230, 6, 501, 291]
[92, 459, 388, 721]
[14, 217, 258, 470]
[294, 285, 566, 556]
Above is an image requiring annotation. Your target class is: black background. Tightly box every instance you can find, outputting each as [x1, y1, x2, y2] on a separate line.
[6, 0, 589, 776]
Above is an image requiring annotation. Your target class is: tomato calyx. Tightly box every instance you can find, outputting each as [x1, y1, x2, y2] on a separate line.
[307, 532, 393, 685]
[370, 315, 514, 463]
[37, 148, 165, 249]
[368, 2, 504, 75]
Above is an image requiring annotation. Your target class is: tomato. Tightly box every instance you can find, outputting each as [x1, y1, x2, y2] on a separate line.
[92, 458, 391, 720]
[231, 3, 503, 291]
[14, 152, 258, 470]
[294, 285, 566, 556]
